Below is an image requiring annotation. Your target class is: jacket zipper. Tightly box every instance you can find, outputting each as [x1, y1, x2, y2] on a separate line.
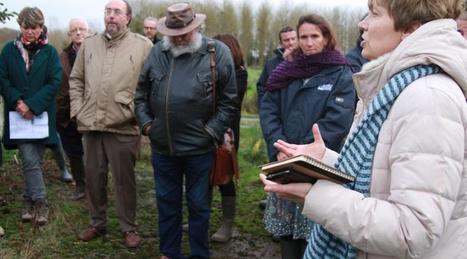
[166, 58, 175, 155]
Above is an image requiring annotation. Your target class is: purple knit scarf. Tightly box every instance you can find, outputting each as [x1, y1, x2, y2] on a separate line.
[266, 50, 348, 91]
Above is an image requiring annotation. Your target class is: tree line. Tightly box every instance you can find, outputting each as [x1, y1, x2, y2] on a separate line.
[1, 0, 366, 68]
[128, 0, 366, 66]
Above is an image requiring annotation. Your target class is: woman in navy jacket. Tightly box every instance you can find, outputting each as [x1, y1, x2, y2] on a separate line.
[259, 14, 356, 259]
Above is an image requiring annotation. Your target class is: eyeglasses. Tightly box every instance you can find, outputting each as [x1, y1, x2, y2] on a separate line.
[144, 26, 156, 30]
[104, 8, 125, 17]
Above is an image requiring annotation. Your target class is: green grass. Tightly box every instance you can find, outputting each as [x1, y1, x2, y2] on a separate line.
[242, 67, 262, 115]
[0, 122, 272, 258]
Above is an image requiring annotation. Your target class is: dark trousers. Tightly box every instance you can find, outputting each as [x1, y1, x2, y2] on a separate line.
[83, 132, 139, 232]
[152, 150, 214, 259]
[57, 122, 85, 189]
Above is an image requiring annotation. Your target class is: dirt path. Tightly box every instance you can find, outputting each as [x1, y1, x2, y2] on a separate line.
[211, 232, 280, 258]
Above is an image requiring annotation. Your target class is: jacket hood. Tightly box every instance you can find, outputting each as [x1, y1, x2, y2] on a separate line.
[354, 19, 467, 101]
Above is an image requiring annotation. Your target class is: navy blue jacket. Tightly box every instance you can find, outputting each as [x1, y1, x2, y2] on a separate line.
[256, 48, 284, 109]
[345, 35, 368, 73]
[260, 65, 356, 161]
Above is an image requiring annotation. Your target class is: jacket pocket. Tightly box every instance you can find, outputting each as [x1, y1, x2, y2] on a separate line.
[114, 90, 135, 123]
[150, 70, 166, 108]
[196, 72, 213, 99]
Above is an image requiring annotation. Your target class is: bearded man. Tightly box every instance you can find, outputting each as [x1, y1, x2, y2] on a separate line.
[69, 0, 152, 248]
[134, 3, 237, 258]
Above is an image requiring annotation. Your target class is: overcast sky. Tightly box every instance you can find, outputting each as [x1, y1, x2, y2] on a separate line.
[2, 0, 368, 30]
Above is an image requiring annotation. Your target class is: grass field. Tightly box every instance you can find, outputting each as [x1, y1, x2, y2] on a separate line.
[0, 118, 277, 258]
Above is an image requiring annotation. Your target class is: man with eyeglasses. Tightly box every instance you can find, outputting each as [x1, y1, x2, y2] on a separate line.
[56, 18, 89, 201]
[143, 16, 160, 44]
[69, 0, 152, 248]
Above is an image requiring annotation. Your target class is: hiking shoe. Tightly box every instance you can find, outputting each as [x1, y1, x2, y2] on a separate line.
[124, 231, 141, 248]
[21, 199, 33, 222]
[78, 227, 106, 241]
[33, 200, 49, 226]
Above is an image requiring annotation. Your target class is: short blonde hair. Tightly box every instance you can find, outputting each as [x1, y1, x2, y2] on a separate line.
[17, 7, 44, 28]
[370, 0, 465, 31]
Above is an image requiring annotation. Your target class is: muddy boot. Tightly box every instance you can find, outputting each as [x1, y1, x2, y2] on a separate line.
[21, 199, 33, 222]
[33, 200, 49, 226]
[211, 196, 235, 243]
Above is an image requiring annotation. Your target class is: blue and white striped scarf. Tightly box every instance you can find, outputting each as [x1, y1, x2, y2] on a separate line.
[304, 64, 441, 259]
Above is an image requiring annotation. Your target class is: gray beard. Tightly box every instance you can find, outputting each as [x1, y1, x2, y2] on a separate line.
[162, 32, 202, 57]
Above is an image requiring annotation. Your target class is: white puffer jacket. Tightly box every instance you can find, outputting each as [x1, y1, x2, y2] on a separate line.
[302, 19, 467, 259]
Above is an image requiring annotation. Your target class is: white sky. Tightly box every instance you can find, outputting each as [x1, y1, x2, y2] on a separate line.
[2, 0, 368, 31]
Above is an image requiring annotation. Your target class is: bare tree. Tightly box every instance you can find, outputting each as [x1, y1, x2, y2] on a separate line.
[194, 0, 221, 36]
[255, 2, 272, 65]
[239, 1, 253, 66]
[216, 0, 238, 37]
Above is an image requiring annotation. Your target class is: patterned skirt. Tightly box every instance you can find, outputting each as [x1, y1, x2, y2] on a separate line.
[263, 192, 314, 239]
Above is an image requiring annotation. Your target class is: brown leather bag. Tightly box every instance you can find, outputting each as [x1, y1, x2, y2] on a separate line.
[207, 41, 239, 186]
[210, 128, 239, 185]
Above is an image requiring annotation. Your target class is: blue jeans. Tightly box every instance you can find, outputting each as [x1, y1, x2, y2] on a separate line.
[18, 143, 46, 201]
[152, 151, 214, 259]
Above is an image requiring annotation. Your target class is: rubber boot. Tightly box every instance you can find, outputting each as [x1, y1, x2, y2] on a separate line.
[211, 196, 235, 242]
[69, 156, 85, 200]
[53, 135, 73, 183]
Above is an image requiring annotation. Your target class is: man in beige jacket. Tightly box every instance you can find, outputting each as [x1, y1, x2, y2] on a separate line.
[69, 0, 152, 248]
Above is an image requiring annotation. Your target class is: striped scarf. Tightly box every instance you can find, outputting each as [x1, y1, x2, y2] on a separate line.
[304, 64, 441, 259]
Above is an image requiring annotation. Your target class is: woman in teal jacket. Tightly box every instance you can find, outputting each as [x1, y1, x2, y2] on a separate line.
[0, 7, 61, 226]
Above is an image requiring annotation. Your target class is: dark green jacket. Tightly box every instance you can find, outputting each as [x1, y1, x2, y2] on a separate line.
[0, 41, 62, 149]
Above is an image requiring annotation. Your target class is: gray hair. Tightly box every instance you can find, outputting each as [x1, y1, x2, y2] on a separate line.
[144, 16, 158, 24]
[68, 18, 89, 32]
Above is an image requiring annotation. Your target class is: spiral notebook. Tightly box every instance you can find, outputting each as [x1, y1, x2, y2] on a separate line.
[261, 155, 354, 184]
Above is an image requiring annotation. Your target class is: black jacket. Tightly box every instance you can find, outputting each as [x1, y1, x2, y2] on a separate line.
[256, 48, 284, 110]
[135, 36, 238, 156]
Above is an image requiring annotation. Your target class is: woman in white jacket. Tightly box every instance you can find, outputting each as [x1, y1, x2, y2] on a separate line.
[260, 0, 467, 258]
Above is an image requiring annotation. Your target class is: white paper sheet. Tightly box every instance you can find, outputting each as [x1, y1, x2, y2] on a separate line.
[9, 111, 49, 139]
